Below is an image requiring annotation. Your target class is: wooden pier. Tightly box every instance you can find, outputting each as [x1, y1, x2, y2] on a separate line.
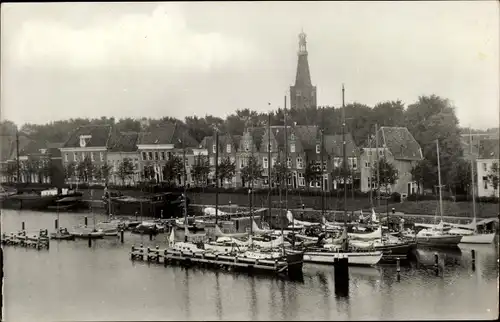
[1, 229, 50, 250]
[129, 245, 303, 277]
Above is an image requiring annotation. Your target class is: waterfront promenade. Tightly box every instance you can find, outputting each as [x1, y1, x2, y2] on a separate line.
[2, 209, 499, 321]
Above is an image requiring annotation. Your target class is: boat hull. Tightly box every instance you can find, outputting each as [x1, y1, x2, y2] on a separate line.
[460, 233, 496, 244]
[50, 233, 75, 240]
[416, 235, 462, 248]
[70, 232, 104, 239]
[302, 250, 383, 266]
[376, 242, 416, 256]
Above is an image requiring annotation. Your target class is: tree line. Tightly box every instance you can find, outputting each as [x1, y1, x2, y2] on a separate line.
[1, 94, 499, 196]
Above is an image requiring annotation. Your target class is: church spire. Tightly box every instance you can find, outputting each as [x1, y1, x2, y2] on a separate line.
[290, 30, 316, 110]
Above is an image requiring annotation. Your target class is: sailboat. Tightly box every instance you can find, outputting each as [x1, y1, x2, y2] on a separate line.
[447, 128, 496, 244]
[70, 189, 104, 239]
[415, 140, 462, 247]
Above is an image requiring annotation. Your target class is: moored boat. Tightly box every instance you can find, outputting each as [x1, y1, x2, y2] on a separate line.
[50, 228, 75, 240]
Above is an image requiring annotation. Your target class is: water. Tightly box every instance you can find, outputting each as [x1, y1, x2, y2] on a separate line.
[2, 209, 499, 321]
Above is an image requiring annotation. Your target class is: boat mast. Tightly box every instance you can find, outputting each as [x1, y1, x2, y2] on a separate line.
[15, 127, 20, 183]
[284, 95, 290, 245]
[182, 133, 188, 242]
[375, 123, 380, 207]
[469, 127, 477, 229]
[342, 85, 347, 224]
[267, 112, 272, 225]
[320, 106, 326, 234]
[368, 133, 373, 207]
[215, 130, 219, 226]
[436, 139, 444, 224]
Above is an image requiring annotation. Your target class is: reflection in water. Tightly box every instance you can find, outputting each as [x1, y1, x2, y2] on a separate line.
[2, 210, 499, 321]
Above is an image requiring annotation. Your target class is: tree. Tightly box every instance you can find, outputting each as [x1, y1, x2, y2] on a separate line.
[487, 162, 499, 196]
[217, 157, 236, 187]
[117, 158, 136, 185]
[372, 100, 405, 128]
[64, 161, 76, 182]
[331, 163, 353, 190]
[240, 155, 263, 187]
[411, 159, 436, 194]
[448, 159, 472, 195]
[76, 156, 94, 183]
[371, 157, 398, 194]
[304, 162, 321, 189]
[142, 163, 155, 182]
[191, 155, 210, 187]
[271, 160, 291, 186]
[99, 163, 113, 184]
[163, 155, 184, 186]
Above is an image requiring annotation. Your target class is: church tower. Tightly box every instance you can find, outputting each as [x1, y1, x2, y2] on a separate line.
[290, 31, 317, 110]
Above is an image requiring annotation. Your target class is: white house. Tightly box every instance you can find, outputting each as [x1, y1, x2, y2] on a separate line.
[476, 138, 499, 197]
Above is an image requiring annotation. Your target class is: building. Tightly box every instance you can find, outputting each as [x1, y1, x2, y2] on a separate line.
[476, 138, 499, 197]
[107, 131, 140, 186]
[200, 133, 240, 187]
[460, 132, 499, 162]
[235, 127, 266, 188]
[290, 31, 317, 110]
[359, 126, 423, 196]
[60, 124, 113, 184]
[136, 122, 199, 184]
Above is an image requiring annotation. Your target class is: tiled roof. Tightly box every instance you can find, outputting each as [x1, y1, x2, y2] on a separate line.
[293, 125, 318, 150]
[249, 127, 265, 151]
[270, 126, 294, 148]
[138, 123, 176, 145]
[7, 135, 32, 160]
[108, 132, 139, 152]
[378, 127, 423, 161]
[478, 139, 499, 159]
[201, 133, 240, 152]
[63, 124, 112, 148]
[18, 139, 47, 156]
[324, 133, 358, 157]
[172, 124, 199, 148]
[0, 136, 14, 162]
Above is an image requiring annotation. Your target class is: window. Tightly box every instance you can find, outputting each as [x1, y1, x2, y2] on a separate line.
[334, 157, 341, 167]
[91, 152, 95, 162]
[316, 144, 320, 154]
[351, 158, 358, 170]
[365, 161, 370, 168]
[483, 176, 488, 189]
[209, 157, 214, 166]
[298, 172, 305, 186]
[226, 144, 231, 153]
[290, 134, 295, 140]
[323, 161, 327, 171]
[287, 157, 292, 168]
[65, 154, 68, 162]
[297, 157, 303, 169]
[230, 156, 235, 164]
[287, 176, 292, 186]
[217, 157, 221, 164]
[148, 152, 153, 160]
[161, 152, 165, 160]
[244, 142, 250, 152]
[379, 150, 384, 156]
[483, 163, 487, 171]
[240, 157, 245, 168]
[271, 157, 277, 167]
[73, 153, 77, 162]
[100, 152, 104, 162]
[290, 144, 296, 153]
[263, 178, 269, 185]
[213, 145, 217, 153]
[316, 179, 321, 188]
[154, 152, 159, 160]
[309, 180, 315, 188]
[263, 157, 268, 169]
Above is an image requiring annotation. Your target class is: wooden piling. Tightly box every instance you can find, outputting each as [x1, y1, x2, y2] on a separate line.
[120, 230, 124, 243]
[149, 233, 153, 241]
[88, 236, 92, 248]
[21, 222, 25, 231]
[471, 249, 475, 262]
[84, 216, 88, 226]
[55, 219, 59, 230]
[396, 257, 401, 281]
[434, 253, 439, 276]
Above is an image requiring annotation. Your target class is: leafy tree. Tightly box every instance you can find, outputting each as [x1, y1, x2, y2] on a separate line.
[448, 159, 472, 195]
[142, 163, 155, 181]
[99, 163, 113, 184]
[331, 163, 353, 189]
[487, 162, 499, 195]
[117, 158, 136, 185]
[240, 155, 263, 187]
[76, 156, 94, 183]
[163, 155, 184, 186]
[411, 159, 435, 194]
[191, 155, 210, 186]
[372, 100, 405, 128]
[371, 157, 398, 194]
[217, 156, 236, 186]
[272, 160, 291, 186]
[64, 161, 76, 182]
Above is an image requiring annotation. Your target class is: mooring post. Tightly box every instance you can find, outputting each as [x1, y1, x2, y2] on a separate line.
[120, 230, 124, 243]
[471, 249, 475, 262]
[55, 219, 59, 230]
[21, 222, 25, 231]
[396, 257, 401, 281]
[434, 252, 439, 276]
[149, 232, 153, 241]
[88, 236, 92, 248]
[84, 216, 88, 227]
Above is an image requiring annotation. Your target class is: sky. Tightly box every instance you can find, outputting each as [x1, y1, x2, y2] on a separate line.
[1, 1, 499, 129]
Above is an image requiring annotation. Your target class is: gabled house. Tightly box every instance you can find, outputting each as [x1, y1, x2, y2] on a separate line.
[324, 133, 359, 191]
[200, 133, 239, 187]
[476, 139, 499, 197]
[360, 126, 423, 196]
[236, 127, 265, 187]
[60, 124, 113, 183]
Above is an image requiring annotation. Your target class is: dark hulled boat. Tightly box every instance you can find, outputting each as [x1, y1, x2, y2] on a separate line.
[104, 192, 188, 219]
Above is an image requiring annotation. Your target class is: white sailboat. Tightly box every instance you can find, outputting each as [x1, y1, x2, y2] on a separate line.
[415, 140, 462, 247]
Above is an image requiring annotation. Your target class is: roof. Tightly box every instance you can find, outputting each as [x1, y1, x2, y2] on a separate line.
[270, 126, 294, 148]
[293, 125, 318, 150]
[138, 123, 176, 145]
[377, 127, 423, 161]
[249, 127, 265, 151]
[200, 133, 239, 153]
[172, 124, 199, 149]
[478, 139, 499, 159]
[324, 133, 358, 157]
[63, 124, 112, 149]
[108, 131, 139, 152]
[7, 135, 32, 160]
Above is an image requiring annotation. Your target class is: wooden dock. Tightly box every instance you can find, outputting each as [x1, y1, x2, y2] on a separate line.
[129, 245, 303, 277]
[1, 229, 50, 250]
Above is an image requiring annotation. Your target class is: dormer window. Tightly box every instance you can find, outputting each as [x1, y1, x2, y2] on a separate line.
[290, 144, 296, 153]
[226, 144, 231, 153]
[212, 145, 216, 153]
[316, 144, 320, 154]
[290, 133, 295, 140]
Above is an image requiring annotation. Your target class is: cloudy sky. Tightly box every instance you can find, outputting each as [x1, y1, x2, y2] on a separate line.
[1, 2, 498, 129]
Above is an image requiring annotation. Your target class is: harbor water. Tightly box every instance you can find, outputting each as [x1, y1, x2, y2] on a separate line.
[2, 209, 499, 321]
